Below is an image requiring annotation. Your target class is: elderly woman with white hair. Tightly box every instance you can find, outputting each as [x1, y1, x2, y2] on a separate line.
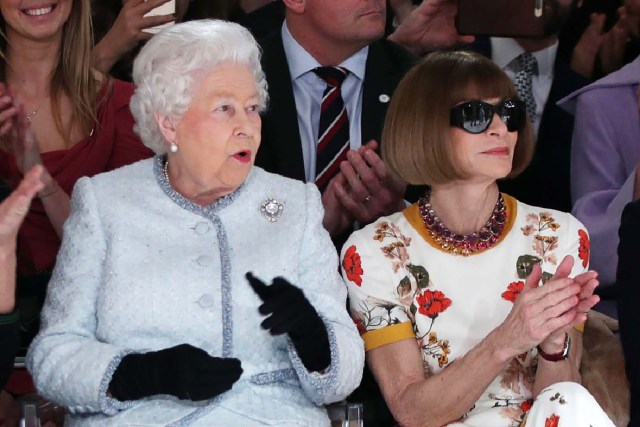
[26, 20, 363, 426]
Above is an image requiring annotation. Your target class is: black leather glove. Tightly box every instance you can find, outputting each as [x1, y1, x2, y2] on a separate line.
[246, 272, 331, 372]
[108, 343, 242, 401]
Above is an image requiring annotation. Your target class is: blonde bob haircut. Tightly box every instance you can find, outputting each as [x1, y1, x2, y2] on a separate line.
[382, 50, 534, 187]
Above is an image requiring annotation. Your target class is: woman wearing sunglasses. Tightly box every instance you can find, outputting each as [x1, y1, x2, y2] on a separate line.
[340, 51, 614, 426]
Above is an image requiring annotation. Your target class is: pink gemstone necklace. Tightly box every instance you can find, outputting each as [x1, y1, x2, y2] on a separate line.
[418, 190, 507, 256]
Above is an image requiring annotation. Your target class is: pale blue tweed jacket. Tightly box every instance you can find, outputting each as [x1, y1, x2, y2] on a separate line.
[27, 157, 364, 426]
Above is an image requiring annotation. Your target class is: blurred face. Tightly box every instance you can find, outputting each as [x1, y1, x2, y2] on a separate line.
[450, 98, 518, 183]
[170, 62, 261, 195]
[0, 0, 72, 41]
[302, 0, 386, 48]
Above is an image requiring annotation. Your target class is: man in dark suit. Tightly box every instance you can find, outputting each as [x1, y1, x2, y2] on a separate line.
[473, 0, 590, 212]
[255, 2, 470, 425]
[256, 0, 470, 240]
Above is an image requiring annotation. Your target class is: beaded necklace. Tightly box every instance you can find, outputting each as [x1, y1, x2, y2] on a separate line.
[418, 190, 507, 256]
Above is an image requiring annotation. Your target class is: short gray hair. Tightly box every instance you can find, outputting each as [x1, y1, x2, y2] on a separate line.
[130, 20, 269, 154]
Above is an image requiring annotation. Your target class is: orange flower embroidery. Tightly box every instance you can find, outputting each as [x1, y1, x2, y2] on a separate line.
[342, 245, 364, 286]
[578, 229, 590, 268]
[545, 414, 560, 427]
[416, 290, 452, 318]
[502, 281, 525, 303]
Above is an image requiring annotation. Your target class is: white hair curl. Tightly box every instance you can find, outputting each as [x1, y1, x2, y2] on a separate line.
[130, 19, 269, 154]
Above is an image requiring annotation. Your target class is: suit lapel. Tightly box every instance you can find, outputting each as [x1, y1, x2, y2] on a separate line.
[258, 32, 306, 181]
[361, 41, 397, 146]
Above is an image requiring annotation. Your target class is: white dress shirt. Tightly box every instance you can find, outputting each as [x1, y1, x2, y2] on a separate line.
[490, 37, 558, 138]
[281, 22, 368, 182]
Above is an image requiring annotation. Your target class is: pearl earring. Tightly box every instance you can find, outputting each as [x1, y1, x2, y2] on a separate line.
[169, 143, 178, 153]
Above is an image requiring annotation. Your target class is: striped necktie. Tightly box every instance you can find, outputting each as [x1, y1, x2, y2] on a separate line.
[313, 66, 350, 192]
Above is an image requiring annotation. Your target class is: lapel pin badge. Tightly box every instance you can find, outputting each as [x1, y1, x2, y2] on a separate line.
[379, 94, 390, 103]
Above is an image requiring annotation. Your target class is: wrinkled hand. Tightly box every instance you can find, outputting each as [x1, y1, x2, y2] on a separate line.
[0, 165, 43, 249]
[109, 343, 243, 401]
[246, 273, 331, 372]
[388, 0, 475, 55]
[538, 260, 600, 353]
[495, 256, 584, 356]
[336, 140, 407, 222]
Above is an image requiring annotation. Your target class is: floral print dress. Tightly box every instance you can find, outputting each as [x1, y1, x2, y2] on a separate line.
[340, 194, 614, 427]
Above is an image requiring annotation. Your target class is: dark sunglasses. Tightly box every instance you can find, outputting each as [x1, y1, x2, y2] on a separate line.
[450, 99, 527, 134]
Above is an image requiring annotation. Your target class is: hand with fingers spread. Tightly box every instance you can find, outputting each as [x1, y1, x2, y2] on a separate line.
[246, 272, 331, 372]
[93, 0, 176, 74]
[387, 0, 475, 55]
[108, 343, 243, 402]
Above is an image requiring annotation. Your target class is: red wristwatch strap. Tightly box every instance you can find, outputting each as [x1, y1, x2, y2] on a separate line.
[537, 333, 571, 362]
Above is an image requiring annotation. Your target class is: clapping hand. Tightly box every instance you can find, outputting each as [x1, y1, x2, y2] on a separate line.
[246, 273, 331, 372]
[109, 344, 243, 401]
[0, 84, 44, 175]
[322, 140, 407, 237]
[495, 256, 593, 356]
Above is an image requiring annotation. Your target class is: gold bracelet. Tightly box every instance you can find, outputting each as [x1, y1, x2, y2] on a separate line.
[38, 185, 58, 199]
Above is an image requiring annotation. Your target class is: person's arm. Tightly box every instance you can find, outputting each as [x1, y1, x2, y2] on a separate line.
[0, 166, 43, 390]
[570, 87, 638, 286]
[531, 218, 599, 395]
[0, 86, 70, 237]
[366, 263, 585, 426]
[92, 0, 175, 75]
[0, 165, 44, 313]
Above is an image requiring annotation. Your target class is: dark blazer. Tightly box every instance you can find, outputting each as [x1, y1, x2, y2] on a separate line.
[256, 31, 417, 183]
[617, 200, 640, 427]
[473, 38, 591, 212]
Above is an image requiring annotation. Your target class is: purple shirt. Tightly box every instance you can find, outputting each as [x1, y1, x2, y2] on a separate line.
[558, 56, 640, 286]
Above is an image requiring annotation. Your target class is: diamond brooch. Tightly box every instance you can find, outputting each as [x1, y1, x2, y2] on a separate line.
[260, 198, 285, 222]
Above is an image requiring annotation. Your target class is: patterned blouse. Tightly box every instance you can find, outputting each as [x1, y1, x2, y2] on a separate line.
[340, 194, 591, 425]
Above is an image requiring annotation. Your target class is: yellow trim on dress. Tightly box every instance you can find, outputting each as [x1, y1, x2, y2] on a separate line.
[403, 193, 518, 256]
[362, 322, 415, 351]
